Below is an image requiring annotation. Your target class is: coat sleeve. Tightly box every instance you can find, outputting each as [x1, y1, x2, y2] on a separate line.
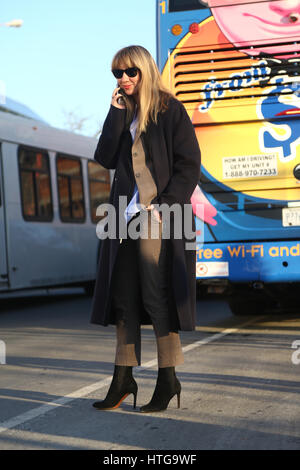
[158, 101, 201, 206]
[94, 105, 126, 169]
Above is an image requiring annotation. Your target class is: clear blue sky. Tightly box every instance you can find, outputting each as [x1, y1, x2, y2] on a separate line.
[1, 0, 156, 136]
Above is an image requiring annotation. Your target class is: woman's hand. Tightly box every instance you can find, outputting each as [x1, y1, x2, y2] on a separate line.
[111, 87, 126, 110]
[146, 204, 161, 223]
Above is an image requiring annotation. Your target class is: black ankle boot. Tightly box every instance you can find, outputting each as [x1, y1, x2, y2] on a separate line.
[140, 367, 181, 413]
[93, 365, 138, 411]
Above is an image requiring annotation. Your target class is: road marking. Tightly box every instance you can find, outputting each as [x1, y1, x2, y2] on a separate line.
[0, 316, 263, 435]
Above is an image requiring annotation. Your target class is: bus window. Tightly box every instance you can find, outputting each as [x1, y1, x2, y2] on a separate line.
[169, 0, 207, 12]
[87, 161, 110, 223]
[0, 144, 2, 207]
[168, 1, 279, 13]
[18, 146, 53, 221]
[56, 155, 85, 223]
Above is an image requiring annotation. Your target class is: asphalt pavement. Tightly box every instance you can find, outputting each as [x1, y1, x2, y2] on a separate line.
[0, 288, 300, 451]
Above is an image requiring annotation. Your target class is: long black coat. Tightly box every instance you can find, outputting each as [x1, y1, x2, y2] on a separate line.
[90, 97, 201, 331]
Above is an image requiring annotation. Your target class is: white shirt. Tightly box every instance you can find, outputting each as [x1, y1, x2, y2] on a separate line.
[124, 113, 142, 223]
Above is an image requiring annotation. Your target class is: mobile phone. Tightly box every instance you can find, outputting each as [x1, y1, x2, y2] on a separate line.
[117, 87, 127, 106]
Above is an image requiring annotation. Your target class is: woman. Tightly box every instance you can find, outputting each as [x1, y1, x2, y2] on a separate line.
[90, 45, 201, 412]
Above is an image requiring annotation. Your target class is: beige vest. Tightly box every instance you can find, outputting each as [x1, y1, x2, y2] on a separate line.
[131, 135, 157, 208]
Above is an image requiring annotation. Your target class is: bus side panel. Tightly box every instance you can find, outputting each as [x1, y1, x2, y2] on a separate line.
[196, 240, 300, 282]
[158, 1, 300, 287]
[0, 143, 9, 289]
[2, 143, 98, 291]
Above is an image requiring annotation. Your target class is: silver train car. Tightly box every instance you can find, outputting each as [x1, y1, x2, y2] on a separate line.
[0, 110, 110, 296]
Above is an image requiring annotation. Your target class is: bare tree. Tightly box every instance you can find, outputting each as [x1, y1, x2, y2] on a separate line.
[61, 107, 102, 138]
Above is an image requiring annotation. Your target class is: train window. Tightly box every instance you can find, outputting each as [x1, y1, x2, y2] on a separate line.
[88, 161, 110, 223]
[18, 147, 53, 221]
[56, 155, 85, 222]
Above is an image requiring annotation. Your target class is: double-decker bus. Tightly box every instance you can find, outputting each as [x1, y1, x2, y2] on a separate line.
[157, 0, 300, 315]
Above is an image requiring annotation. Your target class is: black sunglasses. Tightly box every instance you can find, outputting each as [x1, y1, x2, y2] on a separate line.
[112, 67, 139, 79]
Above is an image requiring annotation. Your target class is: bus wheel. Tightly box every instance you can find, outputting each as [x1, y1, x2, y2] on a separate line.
[228, 295, 266, 316]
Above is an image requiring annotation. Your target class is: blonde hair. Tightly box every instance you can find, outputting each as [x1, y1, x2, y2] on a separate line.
[111, 45, 173, 135]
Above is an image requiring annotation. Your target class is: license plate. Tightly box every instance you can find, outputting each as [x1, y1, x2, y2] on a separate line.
[282, 207, 300, 227]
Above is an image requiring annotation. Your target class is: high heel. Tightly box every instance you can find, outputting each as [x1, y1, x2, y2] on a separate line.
[93, 365, 138, 411]
[133, 390, 137, 409]
[140, 367, 181, 413]
[177, 391, 180, 409]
